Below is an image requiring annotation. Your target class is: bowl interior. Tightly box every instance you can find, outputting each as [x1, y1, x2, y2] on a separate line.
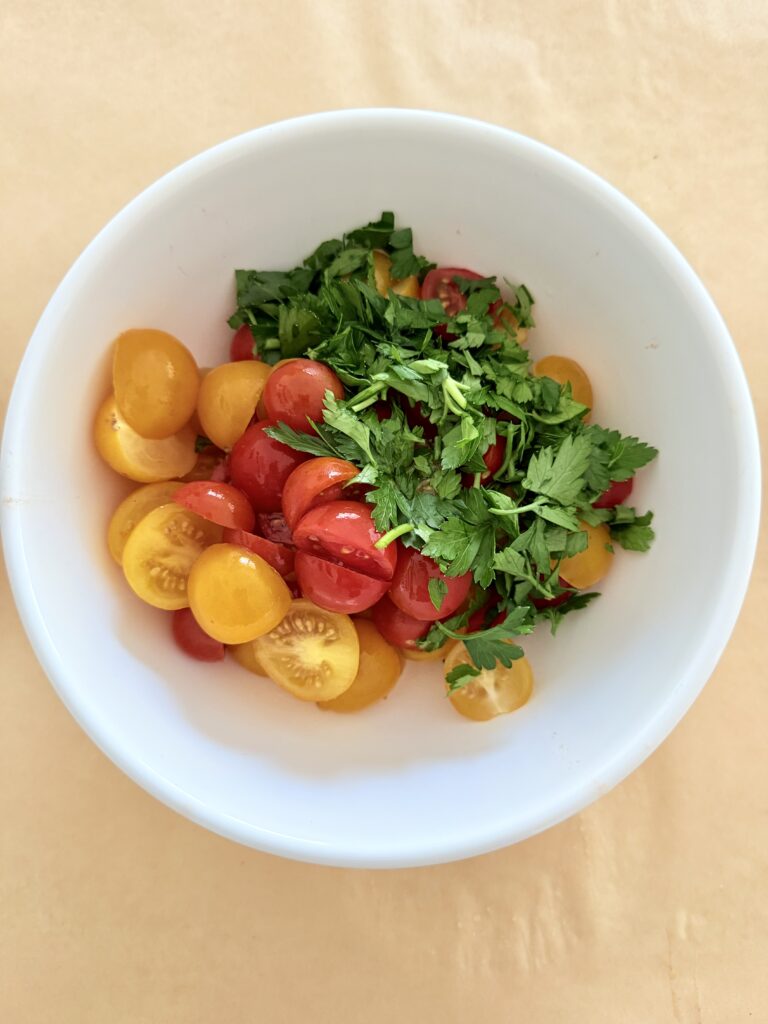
[1, 112, 759, 866]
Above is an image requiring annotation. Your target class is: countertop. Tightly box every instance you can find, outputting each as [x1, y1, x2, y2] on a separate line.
[1, 2, 766, 1021]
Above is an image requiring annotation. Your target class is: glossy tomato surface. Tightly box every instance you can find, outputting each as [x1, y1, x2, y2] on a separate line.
[281, 457, 359, 530]
[222, 527, 295, 576]
[293, 501, 396, 581]
[229, 420, 310, 512]
[594, 477, 634, 508]
[388, 545, 472, 622]
[172, 607, 225, 662]
[371, 595, 430, 649]
[174, 480, 255, 531]
[230, 324, 258, 361]
[263, 358, 344, 432]
[295, 552, 389, 614]
[421, 266, 484, 315]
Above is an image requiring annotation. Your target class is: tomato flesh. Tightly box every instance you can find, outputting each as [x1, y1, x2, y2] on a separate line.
[281, 457, 360, 531]
[594, 477, 633, 508]
[174, 480, 255, 531]
[256, 511, 294, 545]
[371, 595, 430, 649]
[422, 267, 484, 315]
[172, 608, 225, 662]
[317, 620, 401, 712]
[229, 420, 310, 512]
[558, 522, 613, 589]
[293, 500, 396, 581]
[222, 527, 294, 576]
[230, 324, 258, 361]
[445, 643, 534, 721]
[196, 361, 271, 450]
[295, 551, 389, 614]
[263, 358, 344, 432]
[388, 544, 472, 622]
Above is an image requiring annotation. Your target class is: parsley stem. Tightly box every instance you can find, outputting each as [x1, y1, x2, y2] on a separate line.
[351, 394, 381, 412]
[488, 499, 543, 516]
[264, 338, 281, 351]
[443, 377, 468, 410]
[374, 522, 414, 549]
[350, 381, 387, 412]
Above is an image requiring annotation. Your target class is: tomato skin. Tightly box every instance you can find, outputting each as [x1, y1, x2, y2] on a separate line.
[594, 477, 633, 509]
[223, 528, 294, 576]
[295, 552, 389, 614]
[255, 511, 294, 545]
[422, 267, 484, 315]
[229, 420, 310, 512]
[317, 620, 402, 712]
[172, 608, 225, 662]
[371, 595, 430, 649]
[445, 642, 534, 721]
[196, 361, 271, 450]
[263, 358, 344, 432]
[230, 324, 258, 361]
[107, 480, 184, 565]
[94, 394, 197, 483]
[293, 501, 397, 581]
[462, 434, 506, 486]
[281, 457, 360, 531]
[174, 481, 255, 531]
[388, 545, 473, 622]
[558, 521, 613, 589]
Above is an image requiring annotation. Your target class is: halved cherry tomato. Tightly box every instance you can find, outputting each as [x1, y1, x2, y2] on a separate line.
[187, 543, 292, 643]
[372, 250, 420, 299]
[462, 434, 506, 486]
[230, 324, 258, 362]
[174, 480, 255, 531]
[196, 360, 271, 450]
[371, 595, 430, 649]
[263, 358, 345, 432]
[230, 639, 268, 676]
[172, 607, 225, 662]
[181, 447, 229, 483]
[122, 503, 222, 610]
[388, 545, 472, 622]
[422, 267, 484, 315]
[293, 501, 396, 581]
[112, 328, 199, 439]
[532, 355, 593, 411]
[107, 480, 184, 564]
[255, 511, 294, 545]
[530, 576, 575, 610]
[222, 528, 294, 576]
[94, 394, 197, 482]
[295, 552, 389, 614]
[317, 620, 401, 712]
[229, 420, 310, 512]
[558, 522, 613, 589]
[402, 639, 456, 662]
[254, 598, 359, 701]
[445, 642, 534, 722]
[281, 457, 360, 531]
[594, 477, 633, 509]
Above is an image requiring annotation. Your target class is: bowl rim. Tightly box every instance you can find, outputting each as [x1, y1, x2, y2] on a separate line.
[1, 108, 761, 867]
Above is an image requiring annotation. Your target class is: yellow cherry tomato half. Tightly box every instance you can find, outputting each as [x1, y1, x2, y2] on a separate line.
[94, 394, 197, 482]
[107, 480, 184, 564]
[230, 640, 268, 677]
[188, 543, 291, 644]
[196, 360, 271, 450]
[122, 502, 222, 610]
[558, 521, 614, 589]
[402, 638, 457, 662]
[372, 250, 420, 299]
[112, 328, 199, 439]
[445, 642, 534, 722]
[318, 620, 401, 712]
[532, 355, 593, 411]
[255, 599, 359, 702]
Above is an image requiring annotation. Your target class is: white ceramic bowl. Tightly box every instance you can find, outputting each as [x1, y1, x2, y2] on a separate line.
[1, 110, 760, 867]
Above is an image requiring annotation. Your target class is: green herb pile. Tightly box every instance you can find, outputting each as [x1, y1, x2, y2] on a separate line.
[229, 213, 658, 689]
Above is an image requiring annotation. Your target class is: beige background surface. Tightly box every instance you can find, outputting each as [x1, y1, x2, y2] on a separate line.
[1, 2, 766, 1021]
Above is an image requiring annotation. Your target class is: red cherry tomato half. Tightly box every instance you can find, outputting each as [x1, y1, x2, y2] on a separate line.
[421, 266, 484, 315]
[230, 324, 258, 362]
[594, 477, 634, 509]
[295, 552, 389, 614]
[171, 608, 225, 662]
[388, 545, 473, 622]
[174, 480, 255, 531]
[263, 358, 345, 432]
[462, 434, 506, 486]
[530, 576, 575, 610]
[255, 511, 294, 545]
[222, 528, 295, 576]
[371, 595, 430, 649]
[229, 420, 310, 513]
[293, 500, 397, 581]
[281, 457, 360, 531]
